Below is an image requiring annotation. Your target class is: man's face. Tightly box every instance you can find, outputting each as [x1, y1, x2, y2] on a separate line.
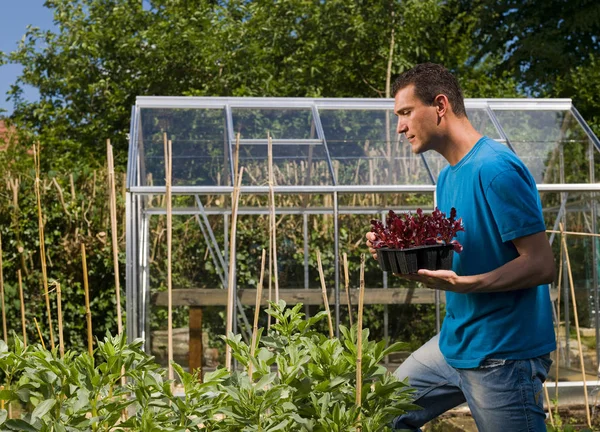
[394, 84, 440, 154]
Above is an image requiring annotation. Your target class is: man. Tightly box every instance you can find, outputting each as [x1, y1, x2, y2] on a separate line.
[366, 63, 556, 431]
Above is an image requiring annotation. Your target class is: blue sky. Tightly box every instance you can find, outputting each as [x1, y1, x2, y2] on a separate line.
[0, 0, 55, 116]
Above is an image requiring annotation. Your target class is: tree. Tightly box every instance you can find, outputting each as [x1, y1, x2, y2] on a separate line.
[1, 0, 521, 168]
[555, 55, 600, 138]
[469, 0, 600, 94]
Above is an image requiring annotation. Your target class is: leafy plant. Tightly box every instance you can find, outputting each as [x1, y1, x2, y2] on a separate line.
[0, 301, 417, 430]
[370, 207, 464, 252]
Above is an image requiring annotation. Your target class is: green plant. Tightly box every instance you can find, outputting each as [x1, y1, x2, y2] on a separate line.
[0, 301, 416, 430]
[547, 398, 596, 432]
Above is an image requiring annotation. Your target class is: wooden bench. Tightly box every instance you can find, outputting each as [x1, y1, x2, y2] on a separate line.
[152, 288, 558, 375]
[152, 287, 443, 307]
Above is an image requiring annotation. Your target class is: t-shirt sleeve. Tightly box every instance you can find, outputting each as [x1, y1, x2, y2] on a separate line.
[485, 168, 546, 243]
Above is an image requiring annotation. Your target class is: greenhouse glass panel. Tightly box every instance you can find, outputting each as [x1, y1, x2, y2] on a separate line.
[492, 110, 591, 184]
[422, 108, 503, 182]
[466, 108, 503, 141]
[420, 151, 447, 183]
[231, 108, 314, 139]
[595, 141, 600, 181]
[236, 140, 334, 186]
[319, 109, 433, 185]
[139, 108, 228, 186]
[230, 108, 332, 185]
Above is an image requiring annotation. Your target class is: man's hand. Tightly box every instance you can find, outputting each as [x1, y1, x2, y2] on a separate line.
[365, 232, 378, 260]
[399, 269, 474, 293]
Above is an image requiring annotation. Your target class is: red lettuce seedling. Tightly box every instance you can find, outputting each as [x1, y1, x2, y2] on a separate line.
[370, 207, 464, 252]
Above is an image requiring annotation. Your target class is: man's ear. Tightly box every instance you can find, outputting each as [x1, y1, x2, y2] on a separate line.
[434, 94, 450, 118]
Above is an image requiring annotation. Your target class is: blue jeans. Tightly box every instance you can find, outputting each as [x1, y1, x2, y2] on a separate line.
[393, 334, 552, 432]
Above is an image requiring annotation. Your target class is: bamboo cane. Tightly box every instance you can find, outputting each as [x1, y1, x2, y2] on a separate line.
[33, 144, 54, 350]
[234, 132, 240, 187]
[249, 249, 267, 380]
[267, 144, 273, 329]
[543, 382, 555, 428]
[17, 270, 26, 347]
[56, 282, 64, 359]
[33, 317, 46, 350]
[560, 222, 592, 428]
[368, 158, 375, 207]
[343, 252, 353, 327]
[546, 229, 600, 238]
[225, 133, 242, 370]
[69, 173, 75, 203]
[0, 234, 7, 342]
[225, 166, 244, 371]
[555, 240, 563, 401]
[81, 244, 93, 356]
[107, 140, 126, 390]
[316, 250, 334, 339]
[163, 134, 174, 383]
[267, 134, 280, 303]
[267, 215, 273, 330]
[107, 140, 123, 335]
[356, 254, 365, 411]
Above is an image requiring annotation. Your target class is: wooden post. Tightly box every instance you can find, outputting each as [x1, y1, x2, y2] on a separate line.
[316, 250, 334, 339]
[81, 244, 93, 356]
[0, 233, 7, 341]
[343, 252, 353, 326]
[356, 254, 365, 412]
[560, 223, 592, 428]
[17, 270, 26, 347]
[107, 140, 123, 335]
[189, 307, 203, 379]
[33, 144, 54, 350]
[33, 318, 46, 350]
[56, 282, 64, 358]
[249, 249, 267, 379]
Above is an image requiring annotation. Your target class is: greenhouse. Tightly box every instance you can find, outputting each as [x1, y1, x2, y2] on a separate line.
[125, 96, 600, 396]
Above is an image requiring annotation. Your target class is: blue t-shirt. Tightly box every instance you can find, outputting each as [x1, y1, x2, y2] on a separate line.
[436, 136, 556, 368]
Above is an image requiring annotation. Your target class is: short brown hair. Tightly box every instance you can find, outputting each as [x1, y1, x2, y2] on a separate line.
[391, 63, 467, 118]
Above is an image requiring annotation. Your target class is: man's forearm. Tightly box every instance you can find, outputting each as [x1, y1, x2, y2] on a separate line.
[461, 254, 555, 294]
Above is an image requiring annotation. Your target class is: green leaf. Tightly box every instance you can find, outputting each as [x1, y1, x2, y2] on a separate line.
[255, 372, 277, 391]
[4, 419, 39, 431]
[31, 398, 56, 422]
[265, 419, 289, 431]
[0, 390, 14, 401]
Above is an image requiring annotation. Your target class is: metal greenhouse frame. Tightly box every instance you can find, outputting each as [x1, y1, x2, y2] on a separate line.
[126, 96, 600, 391]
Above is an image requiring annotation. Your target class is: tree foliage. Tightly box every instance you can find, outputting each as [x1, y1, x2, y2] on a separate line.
[0, 0, 525, 168]
[471, 0, 600, 92]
